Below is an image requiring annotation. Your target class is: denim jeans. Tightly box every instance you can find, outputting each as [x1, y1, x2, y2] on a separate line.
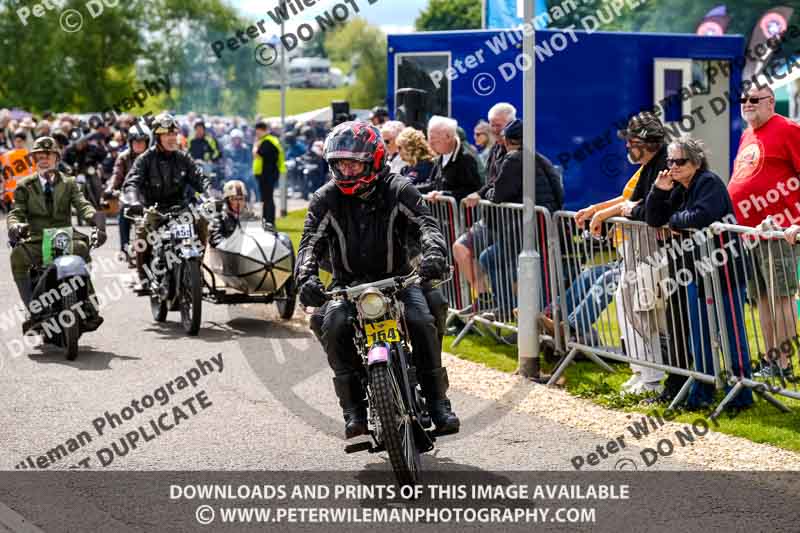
[686, 283, 753, 408]
[564, 263, 620, 334]
[479, 240, 519, 319]
[119, 209, 131, 251]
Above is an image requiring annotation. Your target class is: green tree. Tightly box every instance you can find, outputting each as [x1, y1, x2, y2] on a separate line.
[415, 0, 482, 31]
[325, 19, 387, 108]
[0, 0, 260, 117]
[302, 31, 328, 58]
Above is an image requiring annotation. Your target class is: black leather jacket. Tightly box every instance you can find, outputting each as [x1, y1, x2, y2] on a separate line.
[122, 146, 211, 208]
[208, 208, 239, 247]
[63, 144, 107, 174]
[295, 171, 447, 287]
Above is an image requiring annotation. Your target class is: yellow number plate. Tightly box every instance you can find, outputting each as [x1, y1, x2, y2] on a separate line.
[364, 320, 400, 344]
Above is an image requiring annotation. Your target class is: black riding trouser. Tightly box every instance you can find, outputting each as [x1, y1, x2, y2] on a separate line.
[312, 285, 444, 376]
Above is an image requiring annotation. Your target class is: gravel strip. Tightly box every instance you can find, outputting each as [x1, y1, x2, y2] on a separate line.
[443, 352, 800, 471]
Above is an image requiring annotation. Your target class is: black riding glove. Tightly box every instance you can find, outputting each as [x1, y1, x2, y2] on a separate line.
[125, 203, 144, 218]
[420, 252, 447, 281]
[299, 276, 327, 307]
[93, 229, 107, 247]
[9, 223, 30, 242]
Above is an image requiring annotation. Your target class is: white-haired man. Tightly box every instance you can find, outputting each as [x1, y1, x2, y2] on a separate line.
[485, 102, 516, 182]
[418, 116, 481, 204]
[380, 120, 407, 175]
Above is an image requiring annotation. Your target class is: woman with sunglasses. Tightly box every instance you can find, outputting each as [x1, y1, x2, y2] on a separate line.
[645, 136, 753, 411]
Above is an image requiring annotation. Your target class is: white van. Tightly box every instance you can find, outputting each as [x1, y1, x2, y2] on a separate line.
[288, 57, 332, 88]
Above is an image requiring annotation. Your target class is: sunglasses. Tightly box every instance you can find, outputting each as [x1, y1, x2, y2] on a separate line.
[740, 96, 772, 104]
[666, 158, 690, 167]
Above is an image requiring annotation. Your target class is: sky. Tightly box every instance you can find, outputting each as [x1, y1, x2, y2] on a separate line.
[231, 0, 429, 36]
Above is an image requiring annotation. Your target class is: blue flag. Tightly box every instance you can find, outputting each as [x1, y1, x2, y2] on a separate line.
[485, 0, 548, 29]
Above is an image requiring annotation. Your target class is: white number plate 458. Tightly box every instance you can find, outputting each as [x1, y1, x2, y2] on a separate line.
[172, 223, 193, 239]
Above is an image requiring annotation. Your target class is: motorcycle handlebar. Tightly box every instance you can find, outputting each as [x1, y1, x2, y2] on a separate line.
[323, 269, 451, 301]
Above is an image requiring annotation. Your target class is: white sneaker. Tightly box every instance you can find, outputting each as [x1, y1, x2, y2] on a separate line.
[629, 381, 664, 396]
[621, 373, 642, 391]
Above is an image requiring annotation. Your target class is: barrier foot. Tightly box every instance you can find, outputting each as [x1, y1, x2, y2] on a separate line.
[546, 347, 578, 386]
[668, 376, 695, 411]
[451, 317, 476, 348]
[709, 381, 744, 420]
[754, 386, 791, 414]
[582, 350, 616, 374]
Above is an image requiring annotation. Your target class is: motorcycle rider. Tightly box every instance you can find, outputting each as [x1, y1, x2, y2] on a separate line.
[62, 131, 107, 208]
[8, 136, 107, 331]
[122, 113, 213, 293]
[189, 119, 222, 190]
[189, 119, 221, 163]
[299, 140, 328, 199]
[296, 121, 460, 439]
[208, 180, 247, 247]
[106, 120, 150, 263]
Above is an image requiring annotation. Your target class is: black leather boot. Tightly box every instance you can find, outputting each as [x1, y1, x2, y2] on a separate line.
[332, 373, 368, 439]
[419, 368, 460, 433]
[81, 300, 104, 332]
[16, 279, 35, 333]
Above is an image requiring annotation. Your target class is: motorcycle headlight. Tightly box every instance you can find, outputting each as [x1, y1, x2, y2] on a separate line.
[53, 230, 72, 253]
[358, 289, 387, 320]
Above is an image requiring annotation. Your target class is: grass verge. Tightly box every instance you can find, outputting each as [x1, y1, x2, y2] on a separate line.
[257, 88, 349, 117]
[445, 328, 800, 453]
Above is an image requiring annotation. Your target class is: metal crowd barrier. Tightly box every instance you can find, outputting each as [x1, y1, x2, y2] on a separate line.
[425, 196, 468, 313]
[705, 221, 800, 407]
[545, 212, 790, 415]
[447, 199, 562, 352]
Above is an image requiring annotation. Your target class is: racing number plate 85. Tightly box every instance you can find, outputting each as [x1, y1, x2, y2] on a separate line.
[364, 320, 399, 345]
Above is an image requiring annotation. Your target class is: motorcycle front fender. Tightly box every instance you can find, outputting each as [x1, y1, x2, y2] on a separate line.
[177, 245, 201, 260]
[367, 343, 391, 366]
[53, 255, 89, 280]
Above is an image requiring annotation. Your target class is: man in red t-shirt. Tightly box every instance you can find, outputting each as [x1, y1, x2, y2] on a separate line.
[728, 85, 800, 378]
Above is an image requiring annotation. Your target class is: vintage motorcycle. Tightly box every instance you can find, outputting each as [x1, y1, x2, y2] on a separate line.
[127, 204, 205, 335]
[326, 271, 454, 486]
[13, 227, 99, 360]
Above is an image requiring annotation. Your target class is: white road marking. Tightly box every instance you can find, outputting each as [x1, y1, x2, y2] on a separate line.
[287, 338, 310, 351]
[271, 338, 286, 364]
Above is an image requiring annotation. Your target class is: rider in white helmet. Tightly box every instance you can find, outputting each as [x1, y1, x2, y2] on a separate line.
[209, 180, 247, 247]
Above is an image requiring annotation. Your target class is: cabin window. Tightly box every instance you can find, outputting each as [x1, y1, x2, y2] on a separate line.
[395, 53, 451, 118]
[654, 58, 693, 124]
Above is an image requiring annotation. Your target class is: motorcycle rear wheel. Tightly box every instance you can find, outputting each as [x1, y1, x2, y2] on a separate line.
[63, 292, 80, 360]
[181, 259, 202, 336]
[370, 362, 421, 486]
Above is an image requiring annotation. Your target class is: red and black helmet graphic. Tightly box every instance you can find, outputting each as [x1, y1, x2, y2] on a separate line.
[323, 121, 387, 195]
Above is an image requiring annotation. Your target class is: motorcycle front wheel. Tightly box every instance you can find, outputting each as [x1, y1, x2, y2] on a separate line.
[63, 292, 80, 360]
[150, 289, 168, 322]
[370, 361, 421, 486]
[180, 259, 202, 336]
